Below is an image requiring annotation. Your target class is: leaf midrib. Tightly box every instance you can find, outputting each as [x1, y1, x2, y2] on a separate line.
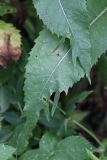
[41, 48, 71, 95]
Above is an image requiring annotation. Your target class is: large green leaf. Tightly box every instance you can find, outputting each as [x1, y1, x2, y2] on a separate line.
[24, 29, 84, 128]
[24, 28, 84, 122]
[20, 133, 93, 160]
[11, 29, 84, 154]
[24, 29, 84, 104]
[10, 0, 107, 155]
[33, 0, 92, 74]
[34, 0, 107, 72]
[0, 144, 15, 160]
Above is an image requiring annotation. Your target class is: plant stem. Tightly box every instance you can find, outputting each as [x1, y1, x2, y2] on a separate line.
[73, 120, 103, 147]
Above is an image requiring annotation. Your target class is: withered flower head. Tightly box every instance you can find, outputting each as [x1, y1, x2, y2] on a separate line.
[0, 21, 21, 69]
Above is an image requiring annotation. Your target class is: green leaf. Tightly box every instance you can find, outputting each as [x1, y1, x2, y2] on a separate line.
[59, 0, 91, 74]
[25, 29, 84, 105]
[33, 0, 70, 37]
[33, 0, 92, 74]
[24, 29, 85, 116]
[88, 0, 107, 64]
[34, 0, 107, 74]
[0, 144, 15, 160]
[20, 133, 93, 160]
[40, 133, 60, 152]
[11, 29, 84, 154]
[11, 0, 107, 154]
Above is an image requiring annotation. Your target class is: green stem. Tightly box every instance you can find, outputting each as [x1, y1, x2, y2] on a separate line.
[73, 120, 103, 147]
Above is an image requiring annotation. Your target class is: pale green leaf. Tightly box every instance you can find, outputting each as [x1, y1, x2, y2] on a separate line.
[25, 29, 84, 106]
[59, 0, 91, 74]
[33, 0, 70, 37]
[0, 144, 15, 160]
[39, 133, 59, 152]
[33, 0, 92, 74]
[11, 1, 107, 155]
[24, 29, 84, 128]
[20, 133, 93, 160]
[34, 0, 107, 73]
[13, 29, 84, 154]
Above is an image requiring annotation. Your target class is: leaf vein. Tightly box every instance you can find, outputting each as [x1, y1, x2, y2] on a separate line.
[90, 6, 107, 26]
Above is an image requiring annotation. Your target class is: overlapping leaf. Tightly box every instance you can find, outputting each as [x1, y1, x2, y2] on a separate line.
[24, 29, 84, 103]
[24, 29, 84, 136]
[11, 29, 84, 154]
[10, 0, 107, 155]
[20, 133, 93, 160]
[33, 0, 92, 74]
